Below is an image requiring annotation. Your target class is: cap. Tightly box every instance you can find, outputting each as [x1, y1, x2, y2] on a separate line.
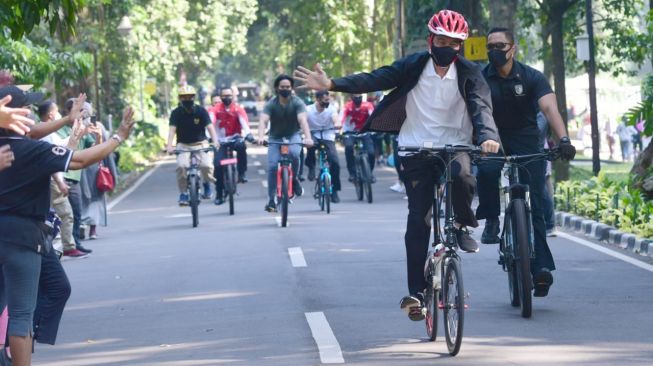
[0, 85, 44, 108]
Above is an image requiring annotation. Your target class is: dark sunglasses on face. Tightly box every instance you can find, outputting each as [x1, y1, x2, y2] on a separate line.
[486, 42, 512, 51]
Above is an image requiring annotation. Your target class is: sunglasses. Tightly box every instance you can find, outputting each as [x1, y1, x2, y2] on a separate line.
[486, 42, 513, 51]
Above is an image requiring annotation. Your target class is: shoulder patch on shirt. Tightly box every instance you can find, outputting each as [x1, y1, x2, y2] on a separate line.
[52, 146, 67, 156]
[514, 83, 524, 96]
[194, 118, 200, 125]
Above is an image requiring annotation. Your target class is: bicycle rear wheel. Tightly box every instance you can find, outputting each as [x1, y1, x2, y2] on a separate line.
[511, 199, 532, 318]
[280, 168, 289, 227]
[189, 175, 199, 228]
[318, 178, 325, 211]
[360, 157, 373, 203]
[324, 174, 331, 214]
[502, 216, 520, 307]
[425, 286, 438, 342]
[443, 258, 464, 356]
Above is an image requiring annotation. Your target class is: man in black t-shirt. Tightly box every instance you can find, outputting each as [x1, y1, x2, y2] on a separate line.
[166, 85, 218, 205]
[477, 28, 576, 297]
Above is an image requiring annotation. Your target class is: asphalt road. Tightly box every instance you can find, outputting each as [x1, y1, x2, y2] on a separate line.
[33, 147, 653, 366]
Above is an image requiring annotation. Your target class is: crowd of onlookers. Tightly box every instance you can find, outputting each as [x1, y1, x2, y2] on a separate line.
[0, 68, 135, 366]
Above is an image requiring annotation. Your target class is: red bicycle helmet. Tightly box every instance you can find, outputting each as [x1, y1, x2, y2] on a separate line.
[427, 10, 469, 41]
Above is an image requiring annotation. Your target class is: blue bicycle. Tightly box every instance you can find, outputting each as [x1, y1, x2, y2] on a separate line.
[311, 128, 337, 214]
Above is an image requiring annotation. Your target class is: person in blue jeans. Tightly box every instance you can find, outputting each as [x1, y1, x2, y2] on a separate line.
[256, 75, 314, 212]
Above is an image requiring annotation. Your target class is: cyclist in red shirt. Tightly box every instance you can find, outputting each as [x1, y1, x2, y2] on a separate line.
[342, 94, 376, 182]
[212, 86, 253, 205]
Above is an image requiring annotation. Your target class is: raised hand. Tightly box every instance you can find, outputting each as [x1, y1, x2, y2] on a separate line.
[0, 95, 35, 135]
[117, 106, 136, 141]
[294, 63, 331, 91]
[69, 93, 88, 123]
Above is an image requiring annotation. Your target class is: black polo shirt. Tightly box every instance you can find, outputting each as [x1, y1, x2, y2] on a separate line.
[483, 60, 553, 135]
[169, 105, 211, 144]
[0, 133, 72, 250]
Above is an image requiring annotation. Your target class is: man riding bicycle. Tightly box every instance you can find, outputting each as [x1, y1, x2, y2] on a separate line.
[166, 85, 218, 206]
[295, 9, 500, 321]
[305, 90, 342, 203]
[212, 86, 254, 206]
[257, 75, 314, 213]
[477, 28, 576, 297]
[342, 94, 376, 183]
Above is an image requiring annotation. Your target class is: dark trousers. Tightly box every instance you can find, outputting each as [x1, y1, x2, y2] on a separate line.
[476, 132, 555, 273]
[344, 135, 375, 177]
[305, 140, 342, 191]
[543, 174, 555, 231]
[213, 142, 247, 197]
[399, 153, 477, 295]
[65, 179, 82, 247]
[33, 250, 71, 345]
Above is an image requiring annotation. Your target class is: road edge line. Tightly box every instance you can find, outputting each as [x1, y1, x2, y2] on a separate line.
[305, 312, 345, 364]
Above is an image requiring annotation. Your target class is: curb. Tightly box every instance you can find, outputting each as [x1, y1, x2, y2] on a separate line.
[554, 212, 653, 259]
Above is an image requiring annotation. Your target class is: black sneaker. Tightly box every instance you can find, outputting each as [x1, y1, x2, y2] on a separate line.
[331, 191, 340, 203]
[348, 176, 355, 183]
[481, 217, 501, 244]
[455, 226, 479, 253]
[400, 293, 425, 321]
[264, 200, 277, 213]
[370, 175, 377, 183]
[293, 181, 304, 197]
[307, 168, 316, 181]
[238, 175, 248, 183]
[76, 244, 93, 254]
[533, 268, 554, 297]
[214, 197, 225, 205]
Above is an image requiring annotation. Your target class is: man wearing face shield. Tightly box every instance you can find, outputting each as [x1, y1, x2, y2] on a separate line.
[477, 28, 576, 297]
[211, 86, 253, 205]
[294, 10, 500, 321]
[166, 85, 218, 206]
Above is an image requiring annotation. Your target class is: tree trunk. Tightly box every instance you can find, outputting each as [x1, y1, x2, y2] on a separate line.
[488, 0, 518, 32]
[632, 140, 653, 199]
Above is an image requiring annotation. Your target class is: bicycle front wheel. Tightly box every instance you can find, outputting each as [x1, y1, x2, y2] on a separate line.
[425, 287, 438, 342]
[443, 258, 464, 356]
[280, 168, 289, 227]
[360, 157, 373, 203]
[354, 159, 364, 201]
[511, 199, 532, 318]
[324, 174, 331, 214]
[189, 175, 199, 228]
[225, 166, 236, 216]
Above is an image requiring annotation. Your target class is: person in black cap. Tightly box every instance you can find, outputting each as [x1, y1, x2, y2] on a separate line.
[0, 84, 137, 366]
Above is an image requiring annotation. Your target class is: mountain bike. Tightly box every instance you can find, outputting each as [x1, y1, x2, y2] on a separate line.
[476, 148, 560, 318]
[398, 143, 480, 356]
[217, 135, 253, 215]
[175, 147, 214, 228]
[345, 132, 374, 203]
[311, 128, 337, 214]
[265, 140, 304, 227]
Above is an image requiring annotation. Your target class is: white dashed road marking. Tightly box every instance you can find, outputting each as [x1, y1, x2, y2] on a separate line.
[288, 247, 307, 267]
[305, 312, 345, 364]
[258, 169, 266, 175]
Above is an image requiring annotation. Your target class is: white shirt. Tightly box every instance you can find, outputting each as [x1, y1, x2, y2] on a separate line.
[307, 103, 338, 141]
[398, 61, 473, 148]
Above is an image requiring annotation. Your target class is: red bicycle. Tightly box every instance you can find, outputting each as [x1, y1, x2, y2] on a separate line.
[265, 140, 303, 227]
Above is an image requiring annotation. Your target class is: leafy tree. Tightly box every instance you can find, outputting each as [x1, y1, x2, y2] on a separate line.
[0, 0, 88, 40]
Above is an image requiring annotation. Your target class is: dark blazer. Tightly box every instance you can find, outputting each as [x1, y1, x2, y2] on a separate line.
[331, 51, 500, 145]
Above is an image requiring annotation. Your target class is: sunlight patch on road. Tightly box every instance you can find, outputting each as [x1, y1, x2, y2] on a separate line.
[162, 291, 258, 303]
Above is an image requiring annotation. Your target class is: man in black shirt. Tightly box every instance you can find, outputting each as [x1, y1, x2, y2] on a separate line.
[166, 85, 218, 205]
[477, 28, 576, 297]
[0, 85, 137, 365]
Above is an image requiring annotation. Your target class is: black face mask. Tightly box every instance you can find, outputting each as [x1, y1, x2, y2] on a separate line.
[181, 100, 194, 110]
[430, 45, 458, 67]
[278, 89, 292, 98]
[320, 101, 330, 109]
[221, 97, 233, 106]
[488, 49, 511, 68]
[352, 96, 363, 106]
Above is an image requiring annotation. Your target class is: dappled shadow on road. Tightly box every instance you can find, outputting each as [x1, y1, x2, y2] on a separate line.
[344, 335, 653, 365]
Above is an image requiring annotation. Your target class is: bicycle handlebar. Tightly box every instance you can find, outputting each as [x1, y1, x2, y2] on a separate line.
[398, 144, 483, 155]
[476, 148, 560, 163]
[262, 141, 305, 147]
[174, 147, 215, 155]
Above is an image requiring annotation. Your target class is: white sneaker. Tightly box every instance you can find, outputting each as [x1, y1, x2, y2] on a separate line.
[390, 182, 405, 193]
[546, 228, 558, 237]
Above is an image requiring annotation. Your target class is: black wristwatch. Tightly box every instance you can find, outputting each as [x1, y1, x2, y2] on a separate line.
[560, 136, 570, 144]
